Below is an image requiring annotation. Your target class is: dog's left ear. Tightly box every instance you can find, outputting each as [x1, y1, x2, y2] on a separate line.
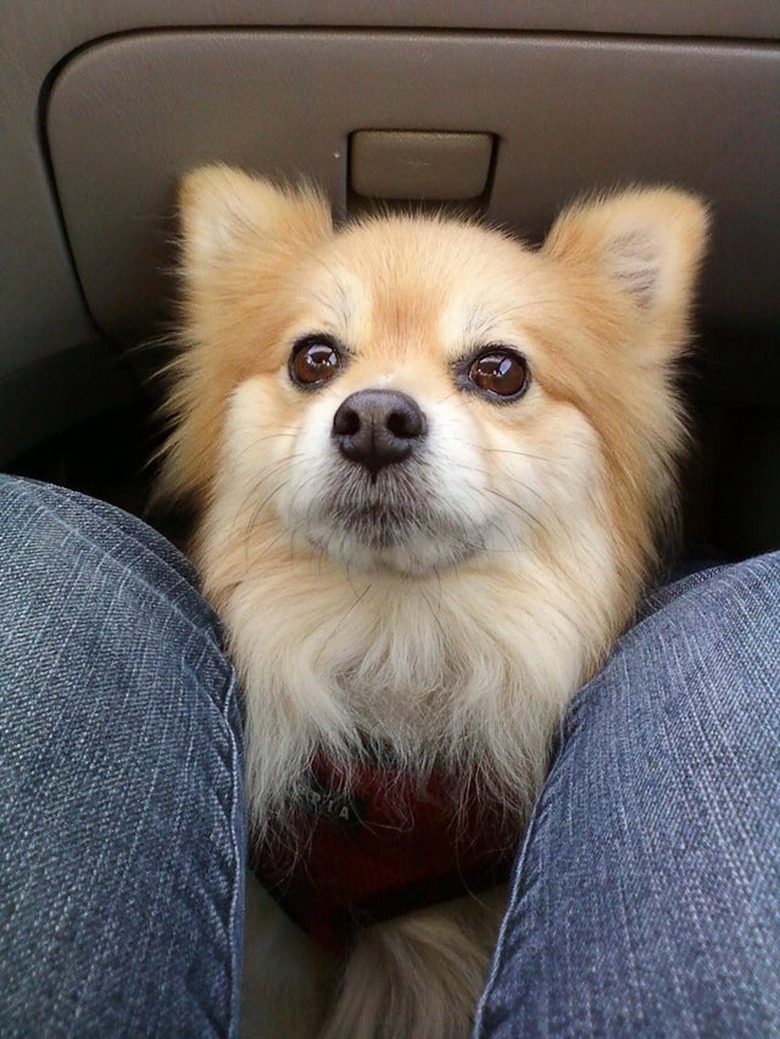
[543, 187, 709, 357]
[179, 165, 333, 288]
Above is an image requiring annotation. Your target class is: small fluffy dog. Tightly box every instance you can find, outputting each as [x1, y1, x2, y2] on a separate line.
[156, 166, 707, 1038]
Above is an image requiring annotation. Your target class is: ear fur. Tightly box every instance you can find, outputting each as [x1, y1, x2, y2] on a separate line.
[543, 187, 709, 355]
[155, 167, 332, 511]
[179, 164, 333, 282]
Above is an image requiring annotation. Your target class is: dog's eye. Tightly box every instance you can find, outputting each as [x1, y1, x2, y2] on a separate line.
[289, 335, 343, 387]
[467, 348, 529, 400]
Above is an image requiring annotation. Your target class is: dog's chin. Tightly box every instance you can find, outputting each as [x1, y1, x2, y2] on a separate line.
[291, 466, 485, 576]
[304, 521, 481, 576]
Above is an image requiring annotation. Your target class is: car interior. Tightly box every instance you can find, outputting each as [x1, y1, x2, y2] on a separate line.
[2, 1, 777, 1031]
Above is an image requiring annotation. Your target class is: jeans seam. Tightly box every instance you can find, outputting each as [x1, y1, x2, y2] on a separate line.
[222, 671, 245, 1039]
[472, 785, 550, 1036]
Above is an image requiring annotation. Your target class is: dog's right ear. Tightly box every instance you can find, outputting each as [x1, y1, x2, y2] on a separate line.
[179, 165, 333, 284]
[542, 187, 709, 362]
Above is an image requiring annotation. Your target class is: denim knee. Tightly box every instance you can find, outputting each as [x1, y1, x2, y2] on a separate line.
[0, 476, 246, 1038]
[476, 552, 780, 1038]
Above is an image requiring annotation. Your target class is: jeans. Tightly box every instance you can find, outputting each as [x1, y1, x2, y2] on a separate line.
[0, 475, 777, 1038]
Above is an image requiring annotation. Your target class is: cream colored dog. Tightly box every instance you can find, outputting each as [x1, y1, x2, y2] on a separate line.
[157, 166, 707, 1038]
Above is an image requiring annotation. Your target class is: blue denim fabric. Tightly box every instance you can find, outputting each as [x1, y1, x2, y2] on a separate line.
[1, 475, 777, 1038]
[474, 553, 780, 1038]
[0, 477, 245, 1038]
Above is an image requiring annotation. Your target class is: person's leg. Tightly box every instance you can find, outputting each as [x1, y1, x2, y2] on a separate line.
[0, 476, 245, 1038]
[475, 553, 780, 1038]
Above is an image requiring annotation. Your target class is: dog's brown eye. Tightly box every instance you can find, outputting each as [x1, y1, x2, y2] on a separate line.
[467, 348, 529, 400]
[290, 336, 343, 387]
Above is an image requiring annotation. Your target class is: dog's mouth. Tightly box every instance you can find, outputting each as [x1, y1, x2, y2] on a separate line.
[305, 461, 483, 571]
[327, 463, 440, 547]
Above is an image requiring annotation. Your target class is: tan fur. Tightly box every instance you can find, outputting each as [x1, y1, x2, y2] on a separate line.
[321, 892, 507, 1039]
[156, 166, 708, 1038]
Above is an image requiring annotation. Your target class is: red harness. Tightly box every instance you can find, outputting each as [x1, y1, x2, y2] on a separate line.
[250, 756, 517, 956]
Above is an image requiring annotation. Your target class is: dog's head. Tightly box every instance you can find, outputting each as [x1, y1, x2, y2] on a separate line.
[160, 166, 706, 593]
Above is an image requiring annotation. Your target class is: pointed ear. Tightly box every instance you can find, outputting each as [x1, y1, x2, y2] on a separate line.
[178, 164, 332, 280]
[543, 187, 709, 352]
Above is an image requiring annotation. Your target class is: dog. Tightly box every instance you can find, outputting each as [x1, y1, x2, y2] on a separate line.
[155, 165, 708, 1038]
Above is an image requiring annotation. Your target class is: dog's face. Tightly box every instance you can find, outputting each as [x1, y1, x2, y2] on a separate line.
[217, 217, 606, 576]
[162, 167, 707, 593]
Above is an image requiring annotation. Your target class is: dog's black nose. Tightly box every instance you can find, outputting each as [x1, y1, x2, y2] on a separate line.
[332, 390, 427, 474]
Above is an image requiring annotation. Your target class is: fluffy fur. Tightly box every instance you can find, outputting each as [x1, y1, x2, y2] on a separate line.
[156, 165, 708, 1038]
